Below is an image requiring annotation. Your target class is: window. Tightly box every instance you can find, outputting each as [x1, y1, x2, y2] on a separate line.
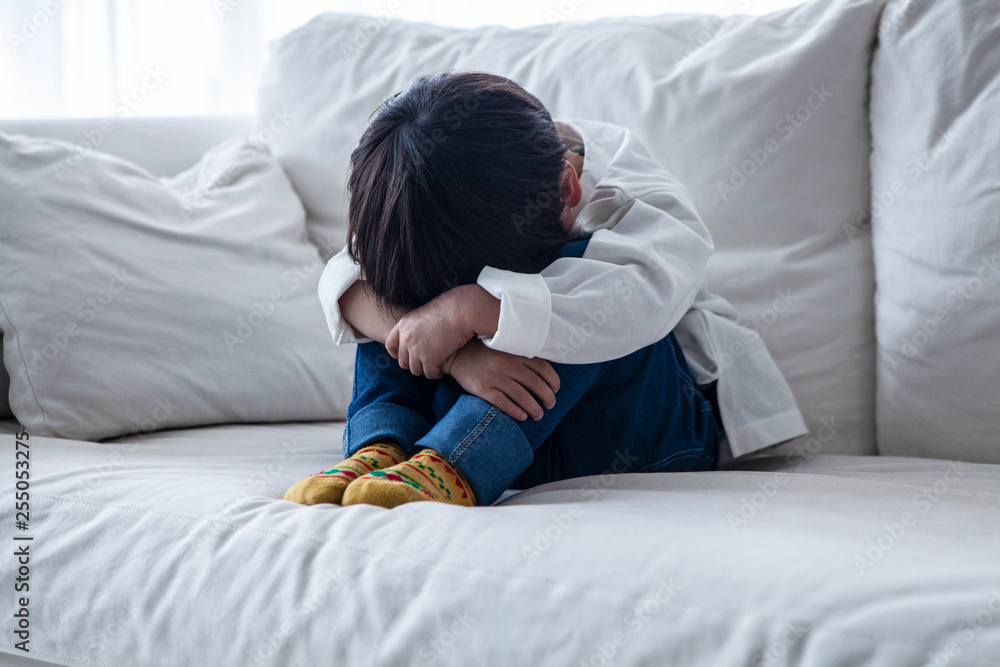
[1, 0, 803, 118]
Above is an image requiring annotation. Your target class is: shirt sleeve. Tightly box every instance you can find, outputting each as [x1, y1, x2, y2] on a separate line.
[476, 188, 714, 364]
[316, 246, 373, 345]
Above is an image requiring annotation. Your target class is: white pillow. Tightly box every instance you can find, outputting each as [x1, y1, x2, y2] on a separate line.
[869, 0, 1000, 463]
[0, 133, 354, 441]
[257, 0, 884, 457]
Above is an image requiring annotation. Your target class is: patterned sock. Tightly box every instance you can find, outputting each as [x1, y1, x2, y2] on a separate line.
[342, 448, 477, 508]
[282, 442, 408, 505]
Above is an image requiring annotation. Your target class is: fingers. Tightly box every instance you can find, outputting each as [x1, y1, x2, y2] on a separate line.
[514, 366, 557, 410]
[393, 338, 440, 379]
[397, 339, 410, 374]
[525, 357, 560, 395]
[440, 351, 457, 376]
[485, 389, 529, 422]
[385, 327, 399, 359]
[500, 378, 545, 421]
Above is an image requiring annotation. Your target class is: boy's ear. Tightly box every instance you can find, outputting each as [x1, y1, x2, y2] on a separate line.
[560, 160, 583, 209]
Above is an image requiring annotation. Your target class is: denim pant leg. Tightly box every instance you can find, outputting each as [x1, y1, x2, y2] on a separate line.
[515, 237, 719, 483]
[423, 326, 719, 504]
[512, 331, 720, 490]
[418, 353, 606, 505]
[343, 341, 440, 458]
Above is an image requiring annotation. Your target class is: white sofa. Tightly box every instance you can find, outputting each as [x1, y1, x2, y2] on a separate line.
[2, 0, 1000, 665]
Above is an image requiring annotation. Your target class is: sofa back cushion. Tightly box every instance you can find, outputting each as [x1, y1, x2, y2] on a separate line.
[258, 0, 885, 457]
[869, 0, 1000, 462]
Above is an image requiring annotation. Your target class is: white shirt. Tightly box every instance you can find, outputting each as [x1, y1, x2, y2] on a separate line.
[317, 119, 807, 460]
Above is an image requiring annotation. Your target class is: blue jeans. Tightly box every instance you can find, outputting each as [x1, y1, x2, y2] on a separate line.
[344, 239, 721, 505]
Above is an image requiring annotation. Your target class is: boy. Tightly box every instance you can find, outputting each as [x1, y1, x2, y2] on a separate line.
[284, 71, 807, 508]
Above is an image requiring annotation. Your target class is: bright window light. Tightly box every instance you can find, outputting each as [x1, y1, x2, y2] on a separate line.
[0, 0, 804, 119]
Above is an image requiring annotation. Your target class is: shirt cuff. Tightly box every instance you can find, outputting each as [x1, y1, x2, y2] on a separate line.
[476, 267, 552, 358]
[317, 250, 373, 345]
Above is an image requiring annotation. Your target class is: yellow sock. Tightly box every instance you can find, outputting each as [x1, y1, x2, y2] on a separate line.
[342, 448, 477, 508]
[282, 442, 408, 505]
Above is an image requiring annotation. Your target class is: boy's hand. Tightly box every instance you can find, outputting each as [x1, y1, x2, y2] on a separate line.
[386, 289, 473, 379]
[445, 338, 560, 422]
[386, 284, 501, 380]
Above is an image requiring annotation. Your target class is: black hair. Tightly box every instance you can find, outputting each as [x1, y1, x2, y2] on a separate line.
[346, 71, 571, 310]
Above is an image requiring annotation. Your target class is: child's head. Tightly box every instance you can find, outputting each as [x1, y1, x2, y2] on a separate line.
[346, 71, 580, 310]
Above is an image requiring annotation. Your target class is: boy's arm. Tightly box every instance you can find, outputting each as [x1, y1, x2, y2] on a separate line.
[477, 188, 714, 364]
[318, 248, 383, 344]
[318, 245, 502, 375]
[337, 276, 501, 365]
[337, 280, 402, 344]
[319, 249, 556, 420]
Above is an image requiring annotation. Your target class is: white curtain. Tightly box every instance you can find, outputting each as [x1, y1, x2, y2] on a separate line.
[0, 0, 801, 119]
